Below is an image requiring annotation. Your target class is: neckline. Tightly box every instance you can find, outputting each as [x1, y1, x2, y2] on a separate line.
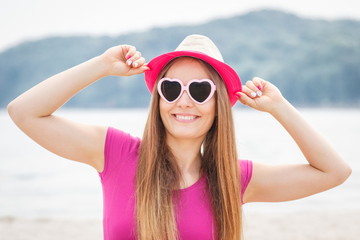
[175, 174, 205, 192]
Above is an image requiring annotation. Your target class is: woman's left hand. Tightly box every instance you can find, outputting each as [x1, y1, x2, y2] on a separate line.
[236, 77, 285, 113]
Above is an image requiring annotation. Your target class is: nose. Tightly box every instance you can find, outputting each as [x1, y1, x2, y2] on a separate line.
[176, 90, 193, 108]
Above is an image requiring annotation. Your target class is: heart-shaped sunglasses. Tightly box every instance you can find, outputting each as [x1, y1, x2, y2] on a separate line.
[157, 78, 216, 105]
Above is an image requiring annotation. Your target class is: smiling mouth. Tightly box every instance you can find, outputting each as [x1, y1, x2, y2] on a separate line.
[173, 114, 198, 121]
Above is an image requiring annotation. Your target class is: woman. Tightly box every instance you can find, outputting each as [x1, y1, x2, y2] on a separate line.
[7, 34, 351, 240]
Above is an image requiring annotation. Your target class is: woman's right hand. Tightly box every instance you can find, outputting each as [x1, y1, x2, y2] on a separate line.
[101, 45, 149, 77]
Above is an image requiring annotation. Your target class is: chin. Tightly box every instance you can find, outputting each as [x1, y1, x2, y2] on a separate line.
[168, 129, 207, 141]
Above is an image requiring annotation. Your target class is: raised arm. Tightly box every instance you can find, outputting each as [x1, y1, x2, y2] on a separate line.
[7, 45, 148, 172]
[237, 77, 352, 203]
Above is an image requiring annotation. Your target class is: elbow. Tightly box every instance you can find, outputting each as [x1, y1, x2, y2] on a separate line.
[341, 164, 352, 183]
[7, 99, 25, 125]
[7, 100, 18, 121]
[332, 163, 352, 186]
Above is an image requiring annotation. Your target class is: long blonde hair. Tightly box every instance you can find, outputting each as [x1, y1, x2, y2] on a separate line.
[136, 57, 242, 240]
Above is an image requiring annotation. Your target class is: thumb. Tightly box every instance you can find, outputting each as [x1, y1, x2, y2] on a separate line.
[126, 65, 150, 76]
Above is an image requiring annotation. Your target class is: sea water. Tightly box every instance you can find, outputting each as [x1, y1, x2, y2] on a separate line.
[0, 108, 359, 219]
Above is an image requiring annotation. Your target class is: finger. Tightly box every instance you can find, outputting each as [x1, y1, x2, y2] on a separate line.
[132, 57, 146, 68]
[126, 51, 142, 67]
[124, 45, 137, 61]
[236, 92, 255, 107]
[252, 77, 264, 91]
[246, 80, 259, 92]
[132, 50, 142, 60]
[247, 79, 263, 97]
[242, 84, 258, 98]
[128, 65, 150, 75]
[128, 51, 142, 67]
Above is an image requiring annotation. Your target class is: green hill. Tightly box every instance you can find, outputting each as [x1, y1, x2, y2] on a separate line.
[1, 10, 359, 108]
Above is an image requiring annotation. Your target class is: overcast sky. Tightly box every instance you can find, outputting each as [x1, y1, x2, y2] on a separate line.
[1, 0, 359, 52]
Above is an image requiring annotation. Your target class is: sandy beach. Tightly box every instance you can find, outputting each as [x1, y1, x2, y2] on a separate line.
[1, 211, 359, 240]
[243, 211, 360, 240]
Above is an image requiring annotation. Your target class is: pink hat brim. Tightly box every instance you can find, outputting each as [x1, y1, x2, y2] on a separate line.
[144, 51, 242, 106]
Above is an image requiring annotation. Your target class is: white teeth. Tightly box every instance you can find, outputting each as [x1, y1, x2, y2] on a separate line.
[175, 115, 196, 120]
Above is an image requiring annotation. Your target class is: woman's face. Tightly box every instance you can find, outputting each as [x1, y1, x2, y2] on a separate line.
[159, 58, 216, 142]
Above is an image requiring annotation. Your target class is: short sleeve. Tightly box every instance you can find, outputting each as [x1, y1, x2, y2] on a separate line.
[239, 160, 253, 202]
[99, 127, 140, 179]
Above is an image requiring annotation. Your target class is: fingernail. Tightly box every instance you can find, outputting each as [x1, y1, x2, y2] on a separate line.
[256, 91, 262, 97]
[250, 92, 257, 98]
[133, 62, 138, 67]
[127, 60, 132, 66]
[126, 55, 132, 59]
[257, 85, 262, 90]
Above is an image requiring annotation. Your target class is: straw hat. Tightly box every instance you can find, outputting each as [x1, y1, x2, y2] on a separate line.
[144, 34, 242, 106]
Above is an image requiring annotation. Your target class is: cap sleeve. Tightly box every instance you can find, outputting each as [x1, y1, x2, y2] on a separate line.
[99, 127, 140, 179]
[239, 159, 253, 202]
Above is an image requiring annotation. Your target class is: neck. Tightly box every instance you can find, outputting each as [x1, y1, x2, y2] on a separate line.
[166, 135, 203, 176]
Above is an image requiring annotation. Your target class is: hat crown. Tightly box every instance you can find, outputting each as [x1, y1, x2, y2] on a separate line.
[175, 34, 224, 62]
[145, 34, 242, 106]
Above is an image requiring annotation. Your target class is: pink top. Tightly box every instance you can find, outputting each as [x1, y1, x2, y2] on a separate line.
[99, 127, 253, 240]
